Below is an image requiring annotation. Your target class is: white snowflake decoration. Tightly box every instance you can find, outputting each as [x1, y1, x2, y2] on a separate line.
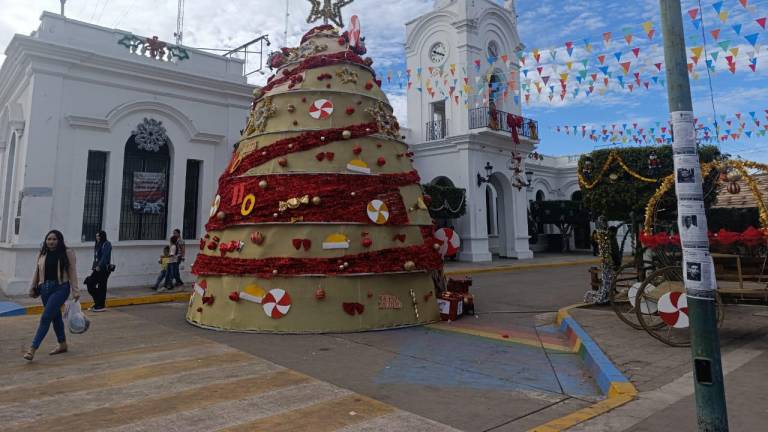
[132, 118, 169, 152]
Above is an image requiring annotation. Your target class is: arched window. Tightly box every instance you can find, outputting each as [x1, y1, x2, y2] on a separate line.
[536, 190, 545, 202]
[488, 69, 504, 104]
[119, 118, 171, 240]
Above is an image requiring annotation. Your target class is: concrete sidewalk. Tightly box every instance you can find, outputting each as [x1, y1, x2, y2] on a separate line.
[566, 304, 768, 431]
[1, 252, 599, 315]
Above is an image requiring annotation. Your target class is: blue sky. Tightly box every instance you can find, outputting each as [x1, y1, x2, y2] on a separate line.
[1, 0, 765, 160]
[511, 0, 768, 161]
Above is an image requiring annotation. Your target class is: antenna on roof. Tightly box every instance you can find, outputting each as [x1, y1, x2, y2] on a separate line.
[60, 0, 66, 17]
[174, 0, 185, 46]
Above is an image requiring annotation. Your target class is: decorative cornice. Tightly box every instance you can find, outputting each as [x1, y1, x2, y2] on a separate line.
[66, 100, 226, 145]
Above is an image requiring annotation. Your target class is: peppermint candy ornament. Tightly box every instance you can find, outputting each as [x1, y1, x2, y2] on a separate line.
[366, 199, 390, 224]
[309, 99, 334, 120]
[657, 291, 689, 328]
[434, 228, 461, 257]
[262, 288, 292, 319]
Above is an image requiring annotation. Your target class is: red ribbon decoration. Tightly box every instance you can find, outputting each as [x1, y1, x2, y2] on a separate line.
[507, 114, 523, 144]
[226, 122, 381, 180]
[192, 243, 442, 277]
[207, 171, 421, 231]
[256, 50, 371, 100]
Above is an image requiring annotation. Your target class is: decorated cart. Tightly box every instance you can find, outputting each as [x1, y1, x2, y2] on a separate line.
[611, 159, 768, 346]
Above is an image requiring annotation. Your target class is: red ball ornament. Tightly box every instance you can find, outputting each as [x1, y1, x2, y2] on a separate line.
[423, 194, 433, 205]
[352, 145, 362, 155]
[377, 157, 386, 166]
[196, 307, 203, 313]
[292, 120, 298, 126]
[250, 231, 265, 245]
[315, 152, 326, 161]
[346, 106, 355, 115]
[315, 288, 326, 300]
[278, 158, 288, 167]
[375, 79, 382, 87]
[229, 291, 240, 302]
[365, 81, 373, 90]
[326, 83, 331, 88]
[338, 36, 346, 45]
[301, 97, 307, 103]
[362, 237, 373, 248]
[207, 241, 217, 250]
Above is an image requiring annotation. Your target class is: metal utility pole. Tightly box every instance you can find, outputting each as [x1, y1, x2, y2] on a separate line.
[659, 1, 728, 430]
[60, 0, 66, 16]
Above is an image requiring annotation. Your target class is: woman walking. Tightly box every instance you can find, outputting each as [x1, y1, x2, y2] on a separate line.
[25, 230, 80, 361]
[85, 230, 112, 312]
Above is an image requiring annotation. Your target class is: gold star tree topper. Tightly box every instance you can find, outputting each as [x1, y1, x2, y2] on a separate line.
[306, 0, 354, 27]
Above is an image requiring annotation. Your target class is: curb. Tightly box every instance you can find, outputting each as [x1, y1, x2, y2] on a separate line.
[528, 304, 637, 431]
[444, 258, 600, 276]
[1, 292, 191, 316]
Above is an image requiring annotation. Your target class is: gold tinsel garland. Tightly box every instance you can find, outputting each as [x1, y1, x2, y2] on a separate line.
[577, 151, 660, 190]
[642, 160, 768, 234]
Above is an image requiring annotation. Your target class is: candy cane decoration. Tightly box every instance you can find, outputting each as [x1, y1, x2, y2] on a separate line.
[349, 15, 361, 48]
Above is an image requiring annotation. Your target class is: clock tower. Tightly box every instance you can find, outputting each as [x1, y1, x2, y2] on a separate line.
[405, 0, 538, 261]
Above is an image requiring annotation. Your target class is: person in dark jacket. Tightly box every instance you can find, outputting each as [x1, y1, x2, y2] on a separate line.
[85, 230, 112, 312]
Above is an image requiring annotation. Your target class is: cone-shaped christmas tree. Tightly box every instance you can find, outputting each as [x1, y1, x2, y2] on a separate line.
[186, 6, 442, 333]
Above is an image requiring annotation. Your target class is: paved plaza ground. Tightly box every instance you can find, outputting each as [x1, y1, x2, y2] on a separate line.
[2, 262, 767, 431]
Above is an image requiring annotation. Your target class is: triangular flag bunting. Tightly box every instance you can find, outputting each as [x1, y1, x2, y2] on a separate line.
[710, 29, 720, 41]
[712, 1, 723, 13]
[621, 61, 631, 74]
[632, 47, 640, 58]
[744, 33, 759, 47]
[719, 11, 728, 23]
[688, 8, 699, 20]
[732, 24, 742, 35]
[757, 17, 767, 30]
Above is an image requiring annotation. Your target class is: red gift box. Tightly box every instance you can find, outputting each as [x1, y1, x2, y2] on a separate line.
[437, 292, 464, 321]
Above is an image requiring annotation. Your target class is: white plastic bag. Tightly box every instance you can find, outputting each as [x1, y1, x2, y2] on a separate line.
[64, 300, 90, 334]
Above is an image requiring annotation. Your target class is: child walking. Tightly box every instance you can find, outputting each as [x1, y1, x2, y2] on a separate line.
[154, 246, 172, 292]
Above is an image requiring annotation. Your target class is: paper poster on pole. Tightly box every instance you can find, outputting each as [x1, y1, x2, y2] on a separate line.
[678, 200, 709, 249]
[673, 154, 703, 199]
[683, 249, 716, 299]
[670, 111, 696, 154]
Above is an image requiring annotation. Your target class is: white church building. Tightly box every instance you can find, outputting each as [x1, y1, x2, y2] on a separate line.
[0, 2, 580, 295]
[405, 0, 579, 261]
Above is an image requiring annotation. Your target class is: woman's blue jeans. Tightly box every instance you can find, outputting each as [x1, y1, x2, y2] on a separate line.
[31, 281, 70, 349]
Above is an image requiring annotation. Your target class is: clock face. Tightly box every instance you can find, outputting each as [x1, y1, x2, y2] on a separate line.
[429, 42, 448, 64]
[488, 41, 499, 58]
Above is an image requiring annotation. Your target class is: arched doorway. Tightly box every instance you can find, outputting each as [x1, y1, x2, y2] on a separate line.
[119, 118, 172, 240]
[570, 190, 590, 250]
[487, 173, 513, 257]
[0, 133, 16, 242]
